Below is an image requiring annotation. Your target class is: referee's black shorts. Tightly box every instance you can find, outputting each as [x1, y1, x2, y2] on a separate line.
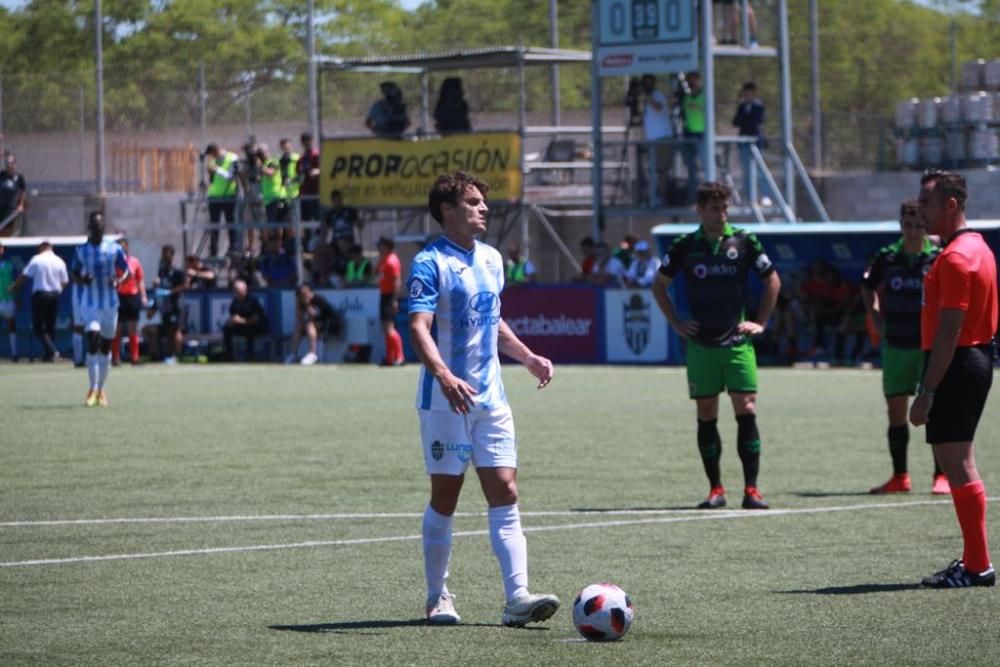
[925, 344, 994, 444]
[118, 294, 142, 322]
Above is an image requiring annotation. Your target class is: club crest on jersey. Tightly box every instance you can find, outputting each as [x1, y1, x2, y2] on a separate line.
[726, 246, 739, 260]
[431, 440, 444, 461]
[624, 293, 651, 355]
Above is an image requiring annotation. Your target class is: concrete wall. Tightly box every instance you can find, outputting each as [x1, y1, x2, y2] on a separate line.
[19, 167, 1000, 285]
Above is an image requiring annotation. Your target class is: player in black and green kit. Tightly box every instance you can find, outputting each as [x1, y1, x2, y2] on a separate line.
[652, 182, 781, 509]
[861, 200, 949, 495]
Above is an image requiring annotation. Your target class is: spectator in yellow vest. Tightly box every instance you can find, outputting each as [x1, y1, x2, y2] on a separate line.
[344, 244, 373, 287]
[681, 72, 705, 204]
[504, 242, 536, 287]
[203, 144, 239, 257]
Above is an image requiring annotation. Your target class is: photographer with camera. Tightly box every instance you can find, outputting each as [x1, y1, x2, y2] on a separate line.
[238, 139, 267, 254]
[638, 74, 675, 208]
[202, 144, 239, 257]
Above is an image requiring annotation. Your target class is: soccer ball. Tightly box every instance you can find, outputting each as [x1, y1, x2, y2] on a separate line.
[572, 582, 634, 642]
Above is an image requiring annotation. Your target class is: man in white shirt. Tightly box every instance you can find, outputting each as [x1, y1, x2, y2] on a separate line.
[641, 74, 675, 207]
[13, 241, 68, 361]
[625, 240, 662, 288]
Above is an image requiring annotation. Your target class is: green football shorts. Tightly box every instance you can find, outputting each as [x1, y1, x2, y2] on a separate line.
[685, 340, 758, 398]
[881, 344, 924, 398]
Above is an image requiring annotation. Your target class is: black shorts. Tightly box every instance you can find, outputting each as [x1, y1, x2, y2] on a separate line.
[118, 294, 142, 322]
[925, 344, 993, 444]
[380, 294, 397, 322]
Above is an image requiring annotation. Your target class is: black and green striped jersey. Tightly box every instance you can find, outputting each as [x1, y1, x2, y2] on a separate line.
[862, 238, 938, 349]
[659, 224, 776, 347]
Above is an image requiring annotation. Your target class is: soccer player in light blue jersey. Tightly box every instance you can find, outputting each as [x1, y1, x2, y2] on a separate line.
[408, 172, 559, 628]
[71, 212, 129, 407]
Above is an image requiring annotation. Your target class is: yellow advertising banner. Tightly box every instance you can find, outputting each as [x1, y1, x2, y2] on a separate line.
[320, 132, 522, 207]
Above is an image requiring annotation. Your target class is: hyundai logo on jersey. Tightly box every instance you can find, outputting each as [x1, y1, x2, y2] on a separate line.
[469, 291, 500, 314]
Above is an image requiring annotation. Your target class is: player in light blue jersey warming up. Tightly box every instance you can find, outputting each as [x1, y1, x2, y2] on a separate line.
[408, 172, 559, 628]
[71, 212, 129, 407]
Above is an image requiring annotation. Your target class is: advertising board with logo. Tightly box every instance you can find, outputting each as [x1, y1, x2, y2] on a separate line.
[320, 132, 521, 207]
[279, 287, 382, 362]
[604, 289, 669, 363]
[500, 287, 601, 363]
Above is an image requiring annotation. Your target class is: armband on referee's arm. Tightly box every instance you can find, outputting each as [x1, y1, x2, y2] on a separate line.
[916, 384, 935, 398]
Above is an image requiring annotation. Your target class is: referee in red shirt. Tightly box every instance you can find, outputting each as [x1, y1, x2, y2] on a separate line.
[910, 170, 997, 588]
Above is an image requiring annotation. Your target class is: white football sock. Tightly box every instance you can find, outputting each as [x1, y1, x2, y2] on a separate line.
[422, 505, 454, 598]
[488, 503, 528, 601]
[8, 332, 16, 358]
[86, 353, 98, 390]
[72, 333, 83, 364]
[97, 352, 110, 389]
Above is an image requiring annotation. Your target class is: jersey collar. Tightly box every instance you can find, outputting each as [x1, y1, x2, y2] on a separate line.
[944, 227, 977, 247]
[441, 235, 476, 256]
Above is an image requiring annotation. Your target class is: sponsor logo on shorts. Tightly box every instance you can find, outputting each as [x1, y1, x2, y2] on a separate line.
[431, 440, 443, 461]
[447, 443, 473, 463]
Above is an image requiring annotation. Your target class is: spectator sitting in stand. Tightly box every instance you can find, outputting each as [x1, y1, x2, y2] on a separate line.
[254, 236, 296, 288]
[185, 255, 217, 290]
[587, 241, 626, 287]
[366, 81, 410, 139]
[434, 77, 472, 135]
[614, 233, 639, 268]
[344, 244, 373, 287]
[504, 242, 536, 287]
[573, 236, 597, 282]
[624, 240, 661, 288]
[286, 283, 340, 366]
[222, 279, 269, 361]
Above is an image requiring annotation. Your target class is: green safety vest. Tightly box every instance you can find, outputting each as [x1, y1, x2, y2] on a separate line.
[282, 152, 301, 199]
[346, 258, 370, 283]
[505, 260, 528, 283]
[683, 92, 706, 134]
[208, 151, 238, 198]
[261, 157, 285, 204]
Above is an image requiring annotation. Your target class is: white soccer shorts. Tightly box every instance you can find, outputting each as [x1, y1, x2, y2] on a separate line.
[0, 301, 13, 320]
[79, 306, 118, 339]
[419, 405, 517, 475]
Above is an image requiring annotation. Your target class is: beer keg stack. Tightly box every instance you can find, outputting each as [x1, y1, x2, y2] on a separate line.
[894, 58, 1000, 170]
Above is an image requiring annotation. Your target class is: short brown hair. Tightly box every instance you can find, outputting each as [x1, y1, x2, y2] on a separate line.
[899, 199, 920, 221]
[428, 171, 489, 224]
[696, 181, 731, 207]
[920, 169, 967, 211]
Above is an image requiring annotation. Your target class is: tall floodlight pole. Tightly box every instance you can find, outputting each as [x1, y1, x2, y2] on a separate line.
[809, 0, 821, 170]
[778, 0, 795, 213]
[95, 0, 106, 195]
[589, 0, 602, 241]
[700, 0, 716, 183]
[307, 0, 320, 139]
[550, 0, 560, 127]
[198, 63, 207, 152]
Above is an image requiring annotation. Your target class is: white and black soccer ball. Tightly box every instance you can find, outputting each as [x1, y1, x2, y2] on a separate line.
[572, 582, 634, 642]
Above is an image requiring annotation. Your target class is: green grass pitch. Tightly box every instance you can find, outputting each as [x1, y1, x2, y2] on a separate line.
[1, 363, 999, 665]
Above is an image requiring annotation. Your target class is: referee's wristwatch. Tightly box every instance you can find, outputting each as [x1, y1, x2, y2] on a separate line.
[916, 384, 936, 398]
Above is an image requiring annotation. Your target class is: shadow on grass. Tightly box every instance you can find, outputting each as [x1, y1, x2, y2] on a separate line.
[269, 618, 538, 634]
[569, 506, 700, 512]
[791, 491, 872, 498]
[778, 583, 922, 595]
[17, 404, 82, 411]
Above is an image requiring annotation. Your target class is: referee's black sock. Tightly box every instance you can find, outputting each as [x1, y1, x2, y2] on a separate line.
[887, 424, 908, 476]
[696, 419, 723, 488]
[736, 414, 762, 488]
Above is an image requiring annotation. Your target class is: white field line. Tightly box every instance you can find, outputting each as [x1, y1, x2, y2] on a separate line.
[2, 497, 991, 569]
[2, 496, 988, 528]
